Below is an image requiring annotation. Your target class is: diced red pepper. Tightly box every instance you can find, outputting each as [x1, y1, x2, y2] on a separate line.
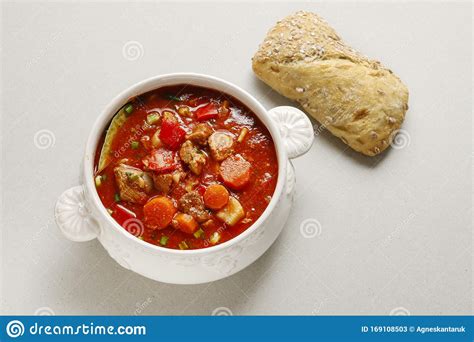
[143, 148, 179, 173]
[112, 204, 136, 226]
[159, 117, 186, 150]
[195, 184, 207, 196]
[195, 103, 219, 121]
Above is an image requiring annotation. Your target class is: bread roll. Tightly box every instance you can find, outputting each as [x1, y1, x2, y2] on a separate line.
[252, 11, 409, 156]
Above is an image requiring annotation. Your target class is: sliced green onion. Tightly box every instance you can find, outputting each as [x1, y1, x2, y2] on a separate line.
[178, 241, 189, 250]
[210, 232, 221, 245]
[125, 171, 140, 181]
[129, 173, 139, 181]
[160, 236, 169, 246]
[131, 141, 139, 149]
[101, 174, 107, 181]
[193, 228, 205, 239]
[138, 236, 144, 240]
[146, 113, 160, 125]
[114, 193, 121, 202]
[95, 175, 102, 187]
[107, 208, 113, 215]
[166, 95, 181, 101]
[124, 103, 134, 115]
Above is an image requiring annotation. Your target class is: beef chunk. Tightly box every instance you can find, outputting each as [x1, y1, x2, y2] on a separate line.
[152, 173, 173, 194]
[179, 140, 207, 175]
[114, 164, 153, 204]
[186, 123, 213, 145]
[152, 170, 186, 194]
[178, 191, 210, 223]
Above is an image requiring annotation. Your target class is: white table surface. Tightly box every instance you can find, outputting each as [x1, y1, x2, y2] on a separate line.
[1, 1, 472, 315]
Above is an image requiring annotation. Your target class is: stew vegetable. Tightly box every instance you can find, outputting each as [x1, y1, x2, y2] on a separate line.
[94, 85, 278, 250]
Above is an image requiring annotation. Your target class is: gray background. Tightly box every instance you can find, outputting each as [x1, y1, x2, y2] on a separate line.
[1, 1, 472, 315]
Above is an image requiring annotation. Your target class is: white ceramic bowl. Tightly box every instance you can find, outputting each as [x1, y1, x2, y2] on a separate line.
[55, 73, 314, 284]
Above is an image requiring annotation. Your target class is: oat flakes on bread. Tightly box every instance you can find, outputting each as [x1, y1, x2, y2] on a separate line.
[252, 11, 409, 156]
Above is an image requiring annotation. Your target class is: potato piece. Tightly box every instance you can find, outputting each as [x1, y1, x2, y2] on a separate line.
[215, 196, 245, 226]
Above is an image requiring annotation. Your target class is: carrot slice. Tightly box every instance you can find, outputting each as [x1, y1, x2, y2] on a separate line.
[173, 213, 199, 234]
[204, 184, 230, 210]
[219, 154, 251, 190]
[143, 196, 176, 230]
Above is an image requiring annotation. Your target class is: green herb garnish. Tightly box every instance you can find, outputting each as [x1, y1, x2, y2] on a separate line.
[178, 241, 189, 250]
[160, 236, 169, 246]
[114, 193, 121, 202]
[125, 171, 139, 181]
[193, 228, 205, 239]
[124, 103, 134, 115]
[146, 113, 160, 125]
[166, 95, 182, 102]
[131, 141, 139, 149]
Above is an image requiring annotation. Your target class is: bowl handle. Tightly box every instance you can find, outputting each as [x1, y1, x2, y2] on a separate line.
[268, 106, 314, 159]
[55, 185, 100, 241]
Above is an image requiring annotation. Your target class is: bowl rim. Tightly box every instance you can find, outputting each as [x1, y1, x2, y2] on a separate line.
[83, 72, 287, 255]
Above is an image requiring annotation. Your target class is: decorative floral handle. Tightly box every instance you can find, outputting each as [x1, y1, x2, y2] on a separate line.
[55, 186, 100, 241]
[268, 106, 314, 159]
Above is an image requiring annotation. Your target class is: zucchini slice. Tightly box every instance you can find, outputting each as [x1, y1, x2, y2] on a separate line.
[97, 104, 130, 172]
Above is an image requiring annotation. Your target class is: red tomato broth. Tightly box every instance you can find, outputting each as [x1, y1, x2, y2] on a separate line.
[94, 85, 278, 250]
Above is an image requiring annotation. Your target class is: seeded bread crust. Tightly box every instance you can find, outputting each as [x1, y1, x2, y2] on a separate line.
[252, 11, 409, 156]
